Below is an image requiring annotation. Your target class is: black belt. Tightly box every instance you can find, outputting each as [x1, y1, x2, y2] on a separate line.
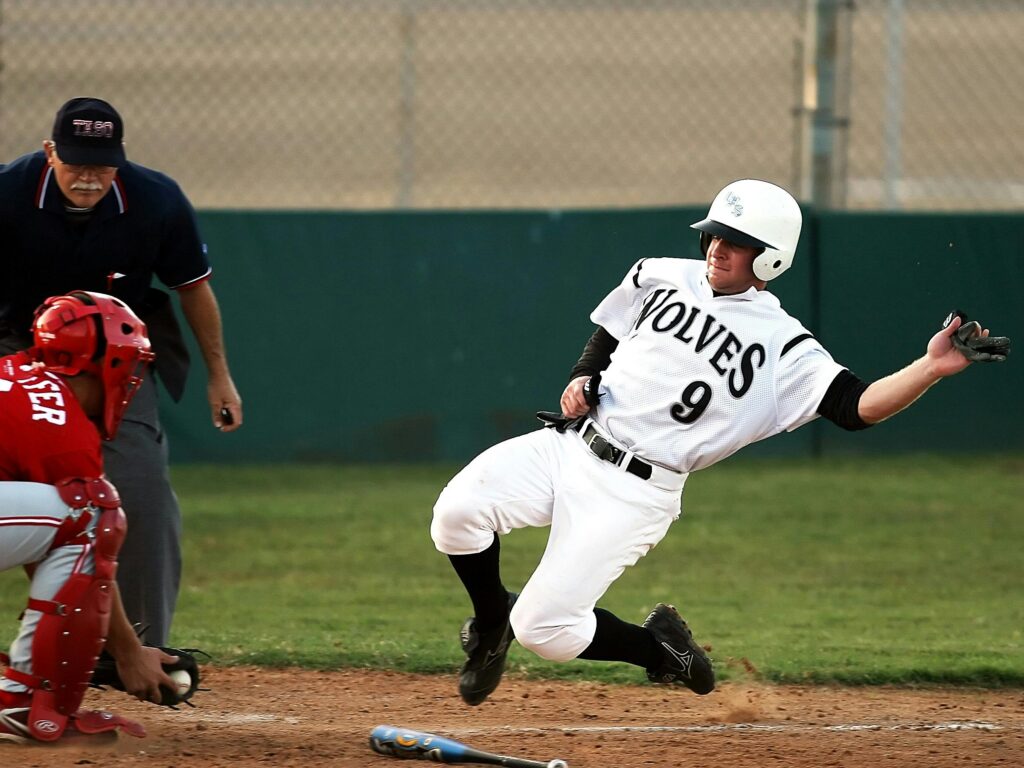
[575, 421, 653, 481]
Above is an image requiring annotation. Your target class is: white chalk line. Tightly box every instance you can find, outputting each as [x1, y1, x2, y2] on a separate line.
[174, 712, 302, 725]
[174, 712, 1012, 734]
[445, 721, 1008, 735]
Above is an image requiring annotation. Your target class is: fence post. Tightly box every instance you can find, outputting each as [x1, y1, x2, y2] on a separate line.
[796, 0, 854, 209]
[396, 1, 418, 208]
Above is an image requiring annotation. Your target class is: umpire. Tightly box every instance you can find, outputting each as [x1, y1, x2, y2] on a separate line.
[0, 97, 243, 646]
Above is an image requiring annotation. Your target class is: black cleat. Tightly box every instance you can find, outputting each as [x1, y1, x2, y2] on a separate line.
[643, 602, 715, 695]
[458, 592, 518, 706]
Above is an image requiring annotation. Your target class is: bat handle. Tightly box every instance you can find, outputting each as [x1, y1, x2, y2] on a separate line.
[499, 757, 569, 768]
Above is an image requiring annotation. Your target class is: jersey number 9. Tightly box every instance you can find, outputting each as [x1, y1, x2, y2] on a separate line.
[670, 380, 712, 424]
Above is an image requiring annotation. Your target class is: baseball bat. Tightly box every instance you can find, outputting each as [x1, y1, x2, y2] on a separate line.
[369, 725, 568, 768]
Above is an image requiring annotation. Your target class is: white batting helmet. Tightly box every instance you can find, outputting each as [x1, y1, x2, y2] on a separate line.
[691, 179, 802, 281]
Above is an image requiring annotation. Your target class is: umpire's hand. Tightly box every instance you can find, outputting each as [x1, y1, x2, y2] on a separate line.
[209, 375, 243, 432]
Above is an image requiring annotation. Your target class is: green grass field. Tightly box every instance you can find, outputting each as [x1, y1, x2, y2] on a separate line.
[2, 456, 1022, 687]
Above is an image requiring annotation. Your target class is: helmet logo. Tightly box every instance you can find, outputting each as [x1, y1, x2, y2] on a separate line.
[725, 192, 744, 217]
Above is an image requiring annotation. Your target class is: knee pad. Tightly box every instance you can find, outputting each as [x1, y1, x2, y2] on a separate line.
[510, 596, 595, 663]
[49, 477, 122, 550]
[3, 478, 126, 742]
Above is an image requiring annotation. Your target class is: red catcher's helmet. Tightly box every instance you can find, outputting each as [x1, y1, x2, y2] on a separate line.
[30, 291, 154, 440]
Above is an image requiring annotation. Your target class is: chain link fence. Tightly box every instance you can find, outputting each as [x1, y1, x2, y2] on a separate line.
[1, 0, 1020, 210]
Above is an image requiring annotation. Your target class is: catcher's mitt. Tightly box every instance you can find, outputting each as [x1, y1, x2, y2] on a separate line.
[90, 646, 208, 708]
[944, 310, 1011, 363]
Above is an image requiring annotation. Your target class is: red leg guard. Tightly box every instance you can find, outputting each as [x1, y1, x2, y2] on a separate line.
[23, 496, 127, 742]
[51, 477, 122, 550]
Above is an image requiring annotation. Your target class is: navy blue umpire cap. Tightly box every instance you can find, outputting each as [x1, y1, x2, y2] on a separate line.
[51, 97, 127, 168]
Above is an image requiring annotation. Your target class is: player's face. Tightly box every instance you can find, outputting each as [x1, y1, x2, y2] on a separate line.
[705, 236, 764, 294]
[44, 142, 117, 209]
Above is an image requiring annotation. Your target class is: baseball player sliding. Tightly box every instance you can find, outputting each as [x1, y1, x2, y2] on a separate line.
[431, 179, 1011, 707]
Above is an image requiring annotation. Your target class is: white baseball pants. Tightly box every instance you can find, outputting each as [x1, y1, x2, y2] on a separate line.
[432, 426, 686, 662]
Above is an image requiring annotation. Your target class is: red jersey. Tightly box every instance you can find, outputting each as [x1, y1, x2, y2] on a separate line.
[0, 352, 103, 482]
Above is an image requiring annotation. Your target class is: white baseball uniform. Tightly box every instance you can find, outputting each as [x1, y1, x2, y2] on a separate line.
[431, 257, 845, 661]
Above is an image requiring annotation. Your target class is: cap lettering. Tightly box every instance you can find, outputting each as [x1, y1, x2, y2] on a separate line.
[72, 119, 116, 138]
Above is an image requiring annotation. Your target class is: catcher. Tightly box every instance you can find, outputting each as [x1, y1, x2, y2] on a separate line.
[0, 291, 200, 745]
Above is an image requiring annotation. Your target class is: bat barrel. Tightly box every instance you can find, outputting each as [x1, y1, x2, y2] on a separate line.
[369, 725, 568, 768]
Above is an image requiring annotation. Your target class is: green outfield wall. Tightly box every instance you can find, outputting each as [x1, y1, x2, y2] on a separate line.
[159, 209, 1022, 463]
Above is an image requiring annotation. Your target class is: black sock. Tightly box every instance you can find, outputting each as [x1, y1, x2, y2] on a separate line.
[447, 534, 509, 632]
[577, 607, 663, 669]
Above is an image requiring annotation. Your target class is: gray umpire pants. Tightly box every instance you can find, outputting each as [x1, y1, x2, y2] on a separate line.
[102, 375, 182, 647]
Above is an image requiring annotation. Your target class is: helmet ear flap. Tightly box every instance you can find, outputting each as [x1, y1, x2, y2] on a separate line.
[751, 248, 794, 281]
[699, 231, 712, 257]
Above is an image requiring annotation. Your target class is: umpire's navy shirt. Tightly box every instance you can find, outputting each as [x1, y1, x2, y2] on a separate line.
[0, 150, 211, 336]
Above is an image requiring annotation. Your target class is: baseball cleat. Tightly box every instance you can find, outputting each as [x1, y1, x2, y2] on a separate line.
[643, 602, 715, 695]
[0, 708, 31, 744]
[458, 592, 518, 706]
[0, 705, 145, 744]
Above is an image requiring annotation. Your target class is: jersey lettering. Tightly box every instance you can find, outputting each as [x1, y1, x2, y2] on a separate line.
[694, 314, 726, 353]
[650, 301, 688, 333]
[635, 293, 762, 400]
[671, 305, 701, 342]
[728, 344, 766, 397]
[19, 376, 69, 426]
[27, 389, 64, 406]
[709, 332, 742, 374]
[31, 405, 67, 425]
[633, 288, 677, 332]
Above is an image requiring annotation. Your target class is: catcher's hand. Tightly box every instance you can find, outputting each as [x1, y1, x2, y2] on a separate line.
[943, 310, 1011, 362]
[92, 646, 207, 707]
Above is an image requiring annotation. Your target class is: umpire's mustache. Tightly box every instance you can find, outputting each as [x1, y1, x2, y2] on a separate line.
[70, 181, 104, 191]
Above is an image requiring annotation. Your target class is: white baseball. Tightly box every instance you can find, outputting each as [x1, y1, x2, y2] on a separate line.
[168, 669, 192, 697]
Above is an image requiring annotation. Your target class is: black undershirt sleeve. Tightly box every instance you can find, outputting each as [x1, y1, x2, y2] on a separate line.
[817, 368, 872, 431]
[568, 326, 618, 381]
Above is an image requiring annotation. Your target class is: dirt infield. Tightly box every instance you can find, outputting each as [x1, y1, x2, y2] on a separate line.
[5, 667, 1022, 767]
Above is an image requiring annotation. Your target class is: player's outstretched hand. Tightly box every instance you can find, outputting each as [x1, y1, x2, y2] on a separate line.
[928, 313, 1003, 378]
[560, 375, 592, 418]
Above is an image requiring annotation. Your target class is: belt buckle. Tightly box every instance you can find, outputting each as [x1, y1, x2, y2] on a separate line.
[586, 430, 622, 465]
